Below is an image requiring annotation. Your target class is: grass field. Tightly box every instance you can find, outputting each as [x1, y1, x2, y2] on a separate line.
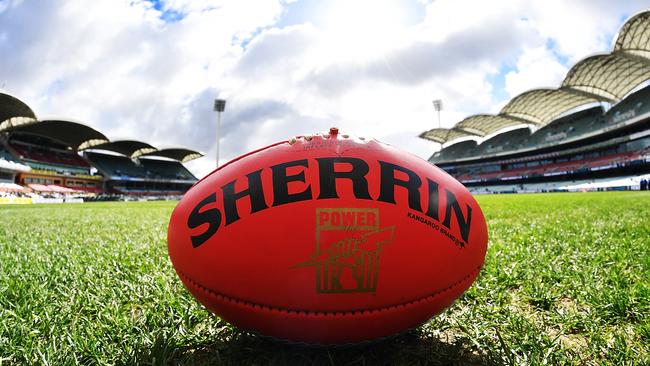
[1, 192, 648, 365]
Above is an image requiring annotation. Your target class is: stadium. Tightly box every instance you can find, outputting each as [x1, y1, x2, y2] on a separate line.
[1, 3, 648, 366]
[419, 11, 650, 194]
[0, 96, 202, 203]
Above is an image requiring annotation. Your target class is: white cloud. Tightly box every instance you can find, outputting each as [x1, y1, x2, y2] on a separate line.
[504, 45, 569, 98]
[525, 0, 649, 62]
[0, 0, 648, 178]
[0, 0, 283, 175]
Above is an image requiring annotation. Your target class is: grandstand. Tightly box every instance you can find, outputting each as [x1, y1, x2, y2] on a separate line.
[420, 10, 650, 193]
[0, 92, 203, 202]
[5, 123, 106, 194]
[84, 146, 199, 196]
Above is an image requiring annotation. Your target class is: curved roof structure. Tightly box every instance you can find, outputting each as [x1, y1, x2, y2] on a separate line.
[8, 119, 109, 151]
[89, 140, 157, 157]
[0, 92, 37, 131]
[0, 90, 204, 165]
[141, 148, 203, 163]
[420, 10, 650, 147]
[419, 127, 478, 144]
[500, 88, 601, 126]
[562, 53, 650, 102]
[614, 10, 650, 57]
[455, 114, 528, 136]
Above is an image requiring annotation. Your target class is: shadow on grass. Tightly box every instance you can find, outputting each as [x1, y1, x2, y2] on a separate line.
[129, 326, 496, 366]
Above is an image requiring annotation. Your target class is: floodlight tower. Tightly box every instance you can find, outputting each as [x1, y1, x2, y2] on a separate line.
[214, 99, 226, 167]
[433, 99, 442, 128]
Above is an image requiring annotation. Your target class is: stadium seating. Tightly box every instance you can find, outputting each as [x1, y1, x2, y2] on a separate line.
[456, 149, 646, 183]
[475, 127, 531, 156]
[81, 187, 103, 194]
[436, 140, 478, 161]
[606, 85, 650, 124]
[10, 142, 90, 168]
[467, 174, 649, 194]
[139, 158, 195, 180]
[85, 152, 195, 180]
[85, 152, 146, 178]
[111, 187, 186, 196]
[522, 107, 604, 150]
[0, 144, 18, 162]
[27, 184, 82, 193]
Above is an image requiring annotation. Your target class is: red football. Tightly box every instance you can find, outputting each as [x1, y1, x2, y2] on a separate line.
[167, 128, 488, 344]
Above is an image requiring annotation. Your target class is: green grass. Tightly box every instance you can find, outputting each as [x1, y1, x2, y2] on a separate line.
[0, 192, 648, 365]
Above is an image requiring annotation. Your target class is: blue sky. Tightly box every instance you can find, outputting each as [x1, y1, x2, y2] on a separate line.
[147, 0, 186, 22]
[0, 0, 648, 177]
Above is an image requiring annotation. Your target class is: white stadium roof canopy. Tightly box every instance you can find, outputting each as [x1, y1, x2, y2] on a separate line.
[0, 94, 203, 163]
[421, 9, 650, 145]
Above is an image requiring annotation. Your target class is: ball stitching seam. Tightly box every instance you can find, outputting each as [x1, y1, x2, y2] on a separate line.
[177, 265, 482, 317]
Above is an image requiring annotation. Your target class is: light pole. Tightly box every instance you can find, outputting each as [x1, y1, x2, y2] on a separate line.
[432, 99, 442, 128]
[214, 99, 226, 167]
[433, 99, 443, 152]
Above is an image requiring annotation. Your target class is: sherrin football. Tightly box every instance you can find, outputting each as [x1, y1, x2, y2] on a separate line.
[167, 127, 488, 345]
